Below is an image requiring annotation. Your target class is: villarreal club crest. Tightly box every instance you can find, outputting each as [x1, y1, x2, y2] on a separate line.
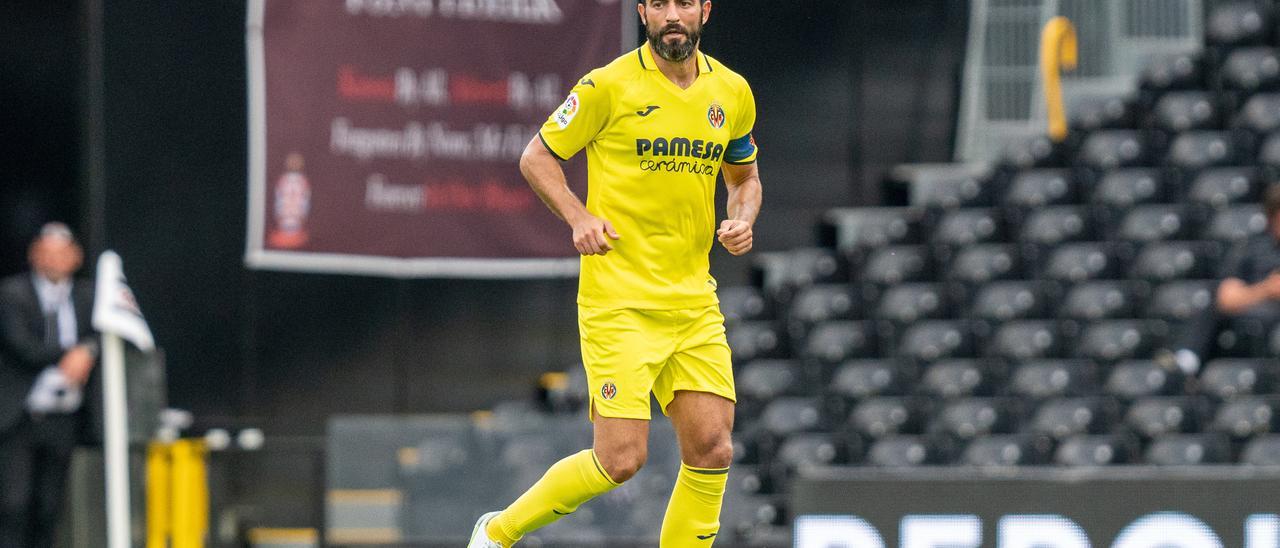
[707, 103, 726, 129]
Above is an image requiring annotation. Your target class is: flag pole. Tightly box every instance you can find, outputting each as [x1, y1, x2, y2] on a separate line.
[103, 332, 131, 548]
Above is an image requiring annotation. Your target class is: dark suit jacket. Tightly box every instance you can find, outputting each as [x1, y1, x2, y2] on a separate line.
[0, 273, 96, 436]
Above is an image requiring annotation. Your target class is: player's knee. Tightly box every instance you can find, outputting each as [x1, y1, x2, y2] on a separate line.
[597, 445, 647, 483]
[686, 433, 734, 469]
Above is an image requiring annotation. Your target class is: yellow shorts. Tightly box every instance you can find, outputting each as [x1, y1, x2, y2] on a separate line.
[577, 305, 736, 421]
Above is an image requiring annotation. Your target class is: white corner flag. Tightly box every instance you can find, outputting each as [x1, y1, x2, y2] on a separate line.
[92, 250, 154, 352]
[91, 250, 155, 548]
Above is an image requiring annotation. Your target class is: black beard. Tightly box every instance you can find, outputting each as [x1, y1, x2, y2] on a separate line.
[646, 22, 700, 63]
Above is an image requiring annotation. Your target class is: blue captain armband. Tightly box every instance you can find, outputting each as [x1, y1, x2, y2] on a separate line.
[724, 133, 757, 165]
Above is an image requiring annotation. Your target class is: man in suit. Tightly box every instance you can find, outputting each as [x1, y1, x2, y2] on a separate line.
[0, 222, 98, 548]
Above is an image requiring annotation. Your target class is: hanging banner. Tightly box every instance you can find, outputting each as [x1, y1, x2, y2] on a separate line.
[245, 0, 630, 277]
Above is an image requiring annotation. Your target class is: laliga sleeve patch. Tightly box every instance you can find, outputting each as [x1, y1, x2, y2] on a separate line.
[554, 92, 580, 129]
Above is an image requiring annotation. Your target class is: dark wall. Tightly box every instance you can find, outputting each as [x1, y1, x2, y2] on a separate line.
[3, 0, 967, 436]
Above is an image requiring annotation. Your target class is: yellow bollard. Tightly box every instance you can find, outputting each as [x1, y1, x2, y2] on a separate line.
[146, 442, 171, 548]
[1040, 16, 1078, 142]
[147, 439, 209, 548]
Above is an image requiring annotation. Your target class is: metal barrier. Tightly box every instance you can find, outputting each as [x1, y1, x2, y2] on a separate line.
[957, 0, 1203, 162]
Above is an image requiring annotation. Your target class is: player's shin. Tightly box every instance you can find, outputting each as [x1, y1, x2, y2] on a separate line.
[659, 463, 729, 546]
[485, 449, 620, 546]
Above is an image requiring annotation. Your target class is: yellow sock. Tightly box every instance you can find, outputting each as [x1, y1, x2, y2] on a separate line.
[485, 449, 620, 546]
[660, 463, 729, 547]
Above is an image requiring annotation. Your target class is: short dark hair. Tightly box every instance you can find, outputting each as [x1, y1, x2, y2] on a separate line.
[1267, 184, 1280, 222]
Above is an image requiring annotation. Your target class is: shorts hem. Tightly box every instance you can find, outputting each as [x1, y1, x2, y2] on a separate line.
[589, 397, 652, 422]
[657, 386, 737, 416]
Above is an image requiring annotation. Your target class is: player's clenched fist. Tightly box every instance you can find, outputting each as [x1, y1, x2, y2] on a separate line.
[717, 219, 753, 255]
[570, 213, 621, 256]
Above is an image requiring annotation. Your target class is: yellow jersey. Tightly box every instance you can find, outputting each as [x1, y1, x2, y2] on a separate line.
[539, 45, 759, 309]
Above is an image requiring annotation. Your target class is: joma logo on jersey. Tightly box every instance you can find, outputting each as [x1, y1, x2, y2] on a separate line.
[635, 138, 725, 162]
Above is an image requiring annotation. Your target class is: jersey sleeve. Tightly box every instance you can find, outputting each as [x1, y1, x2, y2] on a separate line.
[538, 72, 611, 161]
[723, 82, 758, 165]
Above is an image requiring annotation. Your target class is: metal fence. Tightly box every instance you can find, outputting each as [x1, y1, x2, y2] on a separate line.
[957, 0, 1204, 162]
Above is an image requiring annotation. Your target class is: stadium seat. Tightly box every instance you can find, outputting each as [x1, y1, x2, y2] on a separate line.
[1039, 242, 1129, 282]
[788, 284, 858, 328]
[829, 359, 912, 400]
[849, 397, 927, 439]
[1078, 130, 1149, 170]
[821, 207, 926, 256]
[1003, 169, 1076, 208]
[930, 397, 1021, 440]
[1104, 360, 1185, 400]
[986, 320, 1063, 361]
[719, 286, 771, 324]
[866, 435, 952, 467]
[858, 245, 933, 287]
[968, 280, 1057, 323]
[874, 283, 949, 323]
[1220, 47, 1280, 92]
[1054, 434, 1139, 466]
[1090, 168, 1166, 209]
[931, 208, 1005, 248]
[1129, 241, 1222, 282]
[961, 434, 1054, 466]
[1059, 280, 1149, 321]
[751, 247, 844, 301]
[1200, 359, 1276, 399]
[1000, 135, 1063, 170]
[774, 433, 852, 472]
[761, 397, 826, 436]
[800, 321, 876, 366]
[726, 321, 785, 362]
[1260, 131, 1280, 170]
[1030, 397, 1121, 439]
[920, 359, 1003, 399]
[1115, 205, 1197, 243]
[1074, 319, 1165, 363]
[898, 164, 996, 209]
[1201, 204, 1266, 242]
[1139, 52, 1203, 92]
[1145, 280, 1216, 322]
[1206, 2, 1271, 47]
[1144, 433, 1232, 465]
[1125, 396, 1209, 438]
[1234, 93, 1280, 134]
[1210, 395, 1280, 439]
[1187, 167, 1260, 207]
[1164, 131, 1241, 171]
[1070, 96, 1135, 132]
[944, 244, 1021, 285]
[1151, 91, 1220, 132]
[895, 320, 974, 362]
[1241, 435, 1280, 465]
[1018, 206, 1095, 247]
[1008, 359, 1099, 400]
[738, 360, 804, 401]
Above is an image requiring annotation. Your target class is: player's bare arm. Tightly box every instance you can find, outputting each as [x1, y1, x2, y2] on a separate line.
[718, 160, 761, 256]
[519, 137, 621, 256]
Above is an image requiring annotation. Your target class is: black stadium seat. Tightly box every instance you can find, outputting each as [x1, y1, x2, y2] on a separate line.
[986, 320, 1063, 362]
[1202, 204, 1266, 242]
[1104, 360, 1184, 400]
[1054, 434, 1139, 466]
[726, 321, 785, 362]
[931, 208, 1004, 247]
[859, 245, 933, 287]
[774, 433, 852, 471]
[1140, 52, 1202, 92]
[1206, 2, 1271, 47]
[930, 397, 1021, 440]
[1074, 320, 1165, 363]
[1039, 242, 1129, 282]
[968, 280, 1056, 323]
[788, 284, 858, 328]
[920, 359, 1002, 399]
[962, 434, 1054, 466]
[1115, 205, 1196, 243]
[752, 248, 844, 301]
[1059, 280, 1148, 321]
[850, 397, 926, 439]
[1260, 131, 1280, 170]
[895, 320, 973, 362]
[866, 435, 952, 467]
[1200, 359, 1275, 399]
[1210, 395, 1280, 439]
[1234, 93, 1280, 134]
[1071, 96, 1135, 132]
[1145, 280, 1216, 322]
[1220, 47, 1280, 92]
[1129, 241, 1222, 282]
[1091, 168, 1165, 209]
[822, 207, 926, 256]
[738, 360, 804, 401]
[1003, 169, 1076, 208]
[945, 244, 1020, 285]
[1242, 435, 1280, 465]
[719, 286, 770, 324]
[1151, 91, 1219, 132]
[1009, 359, 1099, 400]
[830, 359, 911, 400]
[761, 397, 826, 436]
[1145, 433, 1232, 465]
[1125, 396, 1209, 438]
[1019, 206, 1094, 247]
[1164, 131, 1241, 171]
[1186, 167, 1260, 207]
[1078, 130, 1149, 170]
[874, 283, 949, 323]
[801, 321, 876, 365]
